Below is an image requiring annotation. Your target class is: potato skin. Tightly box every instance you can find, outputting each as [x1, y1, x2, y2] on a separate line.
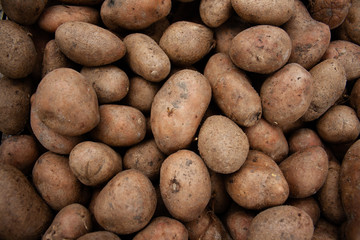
[0, 164, 53, 240]
[288, 128, 323, 153]
[260, 63, 314, 127]
[229, 25, 292, 74]
[247, 205, 314, 240]
[160, 150, 211, 222]
[224, 204, 255, 240]
[55, 21, 126, 66]
[94, 169, 157, 235]
[350, 78, 360, 118]
[343, 0, 360, 45]
[199, 0, 232, 28]
[0, 20, 37, 79]
[287, 197, 321, 225]
[151, 69, 211, 155]
[77, 231, 121, 240]
[1, 0, 47, 25]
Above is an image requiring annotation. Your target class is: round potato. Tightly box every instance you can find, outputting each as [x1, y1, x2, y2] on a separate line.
[160, 150, 211, 222]
[77, 231, 121, 240]
[1, 0, 47, 25]
[200, 0, 232, 28]
[287, 197, 321, 225]
[94, 169, 157, 235]
[224, 204, 255, 240]
[288, 128, 323, 153]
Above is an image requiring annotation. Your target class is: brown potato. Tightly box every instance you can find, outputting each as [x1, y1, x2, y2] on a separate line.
[159, 21, 215, 66]
[279, 146, 328, 198]
[80, 65, 129, 104]
[151, 69, 211, 155]
[124, 33, 170, 82]
[350, 77, 360, 118]
[142, 17, 170, 44]
[90, 104, 146, 147]
[248, 205, 313, 240]
[160, 150, 211, 222]
[42, 203, 92, 240]
[208, 171, 231, 214]
[100, 0, 172, 30]
[287, 197, 321, 225]
[288, 128, 323, 153]
[199, 0, 232, 28]
[260, 63, 314, 127]
[77, 231, 121, 240]
[0, 164, 53, 240]
[226, 150, 289, 210]
[0, 20, 37, 79]
[55, 21, 126, 66]
[245, 118, 289, 163]
[224, 204, 255, 240]
[134, 216, 188, 240]
[34, 67, 100, 136]
[198, 115, 249, 174]
[312, 218, 339, 240]
[58, 0, 104, 5]
[229, 25, 292, 74]
[38, 5, 100, 33]
[343, 0, 360, 45]
[1, 0, 47, 25]
[316, 105, 360, 144]
[283, 0, 331, 69]
[94, 169, 157, 235]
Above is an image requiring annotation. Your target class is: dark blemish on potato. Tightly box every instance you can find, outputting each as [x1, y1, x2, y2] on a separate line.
[167, 107, 175, 117]
[280, 218, 284, 222]
[148, 161, 153, 166]
[134, 215, 143, 223]
[170, 178, 180, 193]
[229, 179, 234, 184]
[252, 157, 258, 162]
[180, 93, 188, 99]
[109, 202, 114, 209]
[108, 0, 115, 7]
[185, 159, 193, 166]
[298, 213, 301, 217]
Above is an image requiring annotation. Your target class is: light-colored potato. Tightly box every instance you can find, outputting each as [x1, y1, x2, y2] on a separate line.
[200, 0, 232, 28]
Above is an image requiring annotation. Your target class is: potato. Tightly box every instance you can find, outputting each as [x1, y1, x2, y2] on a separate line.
[316, 105, 360, 144]
[225, 150, 289, 210]
[133, 216, 188, 240]
[38, 5, 100, 33]
[160, 150, 211, 222]
[0, 164, 53, 240]
[0, 135, 39, 173]
[343, 0, 360, 45]
[34, 67, 100, 136]
[288, 128, 323, 153]
[287, 197, 321, 225]
[309, 0, 351, 29]
[301, 59, 346, 121]
[231, 0, 294, 25]
[199, 0, 232, 28]
[0, 76, 32, 134]
[1, 0, 47, 25]
[224, 204, 255, 240]
[279, 146, 328, 198]
[123, 139, 165, 181]
[42, 203, 92, 240]
[229, 25, 292, 74]
[312, 218, 339, 240]
[80, 65, 129, 104]
[90, 104, 146, 147]
[0, 20, 37, 79]
[204, 53, 262, 127]
[350, 78, 360, 118]
[125, 76, 160, 113]
[260, 63, 314, 127]
[283, 0, 331, 69]
[124, 33, 170, 82]
[55, 21, 126, 66]
[208, 171, 231, 214]
[198, 115, 249, 174]
[159, 21, 215, 66]
[151, 69, 211, 155]
[100, 0, 172, 30]
[245, 118, 289, 163]
[77, 231, 121, 240]
[322, 40, 360, 81]
[247, 205, 314, 240]
[32, 151, 89, 210]
[94, 169, 157, 235]
[58, 0, 104, 5]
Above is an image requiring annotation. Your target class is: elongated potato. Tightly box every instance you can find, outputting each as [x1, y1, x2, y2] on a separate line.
[151, 69, 211, 155]
[224, 204, 255, 240]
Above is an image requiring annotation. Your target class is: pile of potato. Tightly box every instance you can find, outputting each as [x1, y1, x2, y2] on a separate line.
[1, 0, 360, 239]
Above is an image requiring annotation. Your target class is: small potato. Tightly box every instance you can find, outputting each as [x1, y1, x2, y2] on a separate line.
[32, 151, 88, 211]
[134, 217, 188, 240]
[245, 118, 289, 163]
[1, 0, 47, 25]
[78, 231, 120, 240]
[302, 59, 346, 122]
[260, 63, 314, 127]
[159, 21, 215, 66]
[81, 65, 129, 104]
[0, 164, 53, 240]
[42, 203, 92, 240]
[38, 5, 100, 33]
[34, 68, 100, 137]
[208, 171, 231, 214]
[94, 169, 157, 235]
[224, 204, 255, 240]
[198, 115, 249, 174]
[199, 0, 232, 28]
[55, 21, 126, 66]
[229, 25, 292, 74]
[91, 104, 146, 147]
[225, 150, 289, 210]
[247, 205, 314, 240]
[124, 33, 170, 82]
[231, 0, 294, 26]
[312, 218, 339, 240]
[160, 150, 211, 222]
[343, 0, 360, 45]
[287, 197, 321, 225]
[288, 128, 323, 153]
[0, 20, 37, 79]
[100, 0, 172, 30]
[279, 146, 328, 198]
[350, 78, 360, 118]
[316, 105, 360, 144]
[151, 69, 211, 155]
[123, 139, 166, 181]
